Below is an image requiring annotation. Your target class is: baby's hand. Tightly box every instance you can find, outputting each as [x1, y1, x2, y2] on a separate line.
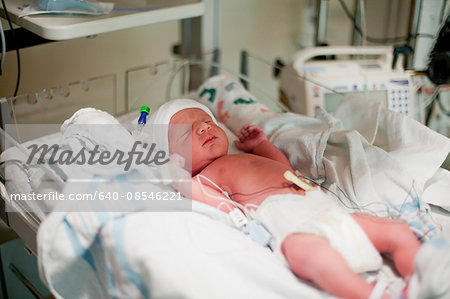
[234, 125, 268, 152]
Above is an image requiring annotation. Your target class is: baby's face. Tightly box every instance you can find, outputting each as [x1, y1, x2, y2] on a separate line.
[169, 108, 228, 175]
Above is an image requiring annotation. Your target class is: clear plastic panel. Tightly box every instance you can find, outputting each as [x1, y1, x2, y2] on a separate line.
[2, 73, 117, 143]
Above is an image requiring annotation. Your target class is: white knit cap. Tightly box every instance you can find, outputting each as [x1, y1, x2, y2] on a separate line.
[148, 98, 217, 126]
[146, 99, 217, 154]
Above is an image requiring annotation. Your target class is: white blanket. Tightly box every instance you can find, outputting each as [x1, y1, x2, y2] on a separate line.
[409, 231, 450, 298]
[37, 82, 450, 298]
[256, 95, 449, 208]
[196, 75, 450, 238]
[37, 107, 332, 299]
[253, 95, 450, 241]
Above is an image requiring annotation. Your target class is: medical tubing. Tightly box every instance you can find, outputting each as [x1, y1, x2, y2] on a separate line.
[128, 64, 173, 111]
[298, 174, 390, 217]
[165, 59, 290, 112]
[0, 159, 30, 182]
[437, 93, 450, 116]
[216, 201, 233, 213]
[0, 127, 65, 188]
[244, 51, 344, 96]
[197, 170, 428, 228]
[337, 0, 434, 43]
[423, 87, 440, 109]
[359, 0, 367, 46]
[195, 174, 254, 219]
[229, 185, 295, 198]
[200, 166, 408, 219]
[440, 0, 448, 23]
[424, 87, 442, 125]
[0, 19, 5, 74]
[182, 62, 190, 94]
[423, 86, 450, 117]
[1, 0, 20, 96]
[294, 172, 356, 205]
[198, 171, 371, 217]
[320, 177, 441, 235]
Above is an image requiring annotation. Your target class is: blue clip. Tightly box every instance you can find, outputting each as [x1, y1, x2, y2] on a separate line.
[243, 220, 272, 247]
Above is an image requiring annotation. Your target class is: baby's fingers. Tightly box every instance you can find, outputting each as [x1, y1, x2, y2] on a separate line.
[236, 131, 245, 141]
[237, 127, 250, 139]
[246, 125, 262, 134]
[242, 129, 251, 138]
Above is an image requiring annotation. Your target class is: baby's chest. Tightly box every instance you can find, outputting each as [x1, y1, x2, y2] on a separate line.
[204, 157, 287, 193]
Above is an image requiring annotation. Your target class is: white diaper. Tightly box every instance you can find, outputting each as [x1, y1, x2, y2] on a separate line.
[253, 191, 383, 273]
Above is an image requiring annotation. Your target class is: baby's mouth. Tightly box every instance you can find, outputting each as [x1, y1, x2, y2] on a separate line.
[202, 136, 217, 146]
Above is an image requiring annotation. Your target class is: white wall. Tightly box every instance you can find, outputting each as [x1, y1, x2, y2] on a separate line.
[0, 0, 310, 120]
[218, 0, 306, 110]
[0, 0, 446, 123]
[0, 19, 180, 122]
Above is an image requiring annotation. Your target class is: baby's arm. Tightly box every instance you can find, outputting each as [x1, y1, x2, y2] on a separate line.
[235, 125, 292, 168]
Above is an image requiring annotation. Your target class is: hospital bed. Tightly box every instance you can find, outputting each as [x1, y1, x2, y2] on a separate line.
[1, 61, 450, 299]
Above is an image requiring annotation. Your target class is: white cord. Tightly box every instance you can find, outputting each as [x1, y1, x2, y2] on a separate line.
[217, 201, 233, 213]
[183, 62, 190, 95]
[243, 203, 260, 219]
[0, 19, 6, 73]
[195, 174, 253, 219]
[422, 87, 440, 109]
[367, 279, 388, 299]
[359, 0, 366, 46]
[196, 174, 229, 199]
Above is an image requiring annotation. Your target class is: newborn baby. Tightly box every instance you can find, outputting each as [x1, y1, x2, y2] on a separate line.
[149, 99, 420, 299]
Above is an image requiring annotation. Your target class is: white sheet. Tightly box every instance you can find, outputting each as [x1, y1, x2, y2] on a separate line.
[196, 75, 450, 237]
[423, 168, 450, 212]
[255, 96, 449, 205]
[36, 77, 450, 298]
[39, 201, 337, 299]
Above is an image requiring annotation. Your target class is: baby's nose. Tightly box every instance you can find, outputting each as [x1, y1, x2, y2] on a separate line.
[195, 122, 211, 134]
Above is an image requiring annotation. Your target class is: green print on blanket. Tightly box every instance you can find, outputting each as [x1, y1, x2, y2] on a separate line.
[199, 87, 255, 105]
[233, 98, 256, 104]
[199, 88, 216, 103]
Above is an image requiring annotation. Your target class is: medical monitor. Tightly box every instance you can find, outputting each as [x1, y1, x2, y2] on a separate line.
[279, 46, 415, 119]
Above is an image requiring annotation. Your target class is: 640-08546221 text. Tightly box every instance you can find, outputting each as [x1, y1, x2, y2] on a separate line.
[9, 191, 183, 201]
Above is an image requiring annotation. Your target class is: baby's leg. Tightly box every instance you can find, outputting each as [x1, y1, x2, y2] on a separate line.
[281, 233, 386, 299]
[351, 213, 420, 278]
